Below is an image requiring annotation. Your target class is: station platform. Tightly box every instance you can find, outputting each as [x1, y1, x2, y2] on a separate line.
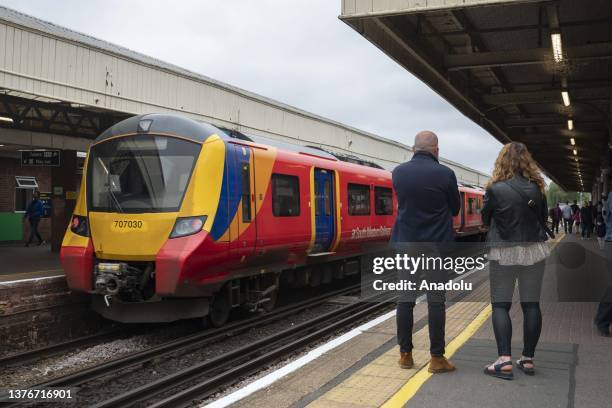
[223, 233, 611, 408]
[0, 244, 63, 283]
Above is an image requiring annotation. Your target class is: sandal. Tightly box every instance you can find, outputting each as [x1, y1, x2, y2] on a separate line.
[483, 360, 513, 380]
[516, 358, 535, 376]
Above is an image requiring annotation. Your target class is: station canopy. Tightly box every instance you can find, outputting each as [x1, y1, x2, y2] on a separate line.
[341, 0, 612, 191]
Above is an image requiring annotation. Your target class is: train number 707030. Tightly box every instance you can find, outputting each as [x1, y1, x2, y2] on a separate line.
[112, 220, 144, 229]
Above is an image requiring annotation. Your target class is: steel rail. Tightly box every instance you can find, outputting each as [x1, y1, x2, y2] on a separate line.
[92, 294, 393, 408]
[28, 283, 362, 390]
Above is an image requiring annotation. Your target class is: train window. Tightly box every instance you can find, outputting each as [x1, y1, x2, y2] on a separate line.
[272, 174, 300, 217]
[315, 178, 332, 216]
[348, 183, 370, 216]
[468, 198, 475, 214]
[241, 163, 251, 222]
[375, 187, 393, 215]
[323, 179, 332, 216]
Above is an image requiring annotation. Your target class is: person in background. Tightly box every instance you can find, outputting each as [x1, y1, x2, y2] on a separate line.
[391, 130, 460, 374]
[24, 190, 44, 247]
[562, 201, 573, 233]
[591, 201, 598, 234]
[596, 214, 606, 250]
[571, 200, 579, 217]
[573, 205, 581, 236]
[595, 191, 612, 337]
[481, 142, 550, 380]
[580, 202, 593, 239]
[550, 203, 561, 234]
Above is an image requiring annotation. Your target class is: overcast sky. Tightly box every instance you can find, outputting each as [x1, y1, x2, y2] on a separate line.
[0, 0, 502, 174]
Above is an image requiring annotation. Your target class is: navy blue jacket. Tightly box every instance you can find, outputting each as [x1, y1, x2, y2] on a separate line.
[391, 151, 461, 243]
[25, 199, 43, 220]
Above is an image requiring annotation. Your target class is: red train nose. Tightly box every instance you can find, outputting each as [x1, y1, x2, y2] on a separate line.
[155, 229, 210, 296]
[60, 240, 95, 293]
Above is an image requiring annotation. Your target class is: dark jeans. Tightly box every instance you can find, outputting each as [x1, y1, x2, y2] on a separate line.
[582, 223, 592, 238]
[397, 290, 446, 356]
[595, 288, 612, 331]
[27, 217, 42, 244]
[490, 260, 545, 357]
[563, 218, 573, 233]
[595, 245, 612, 331]
[552, 219, 560, 234]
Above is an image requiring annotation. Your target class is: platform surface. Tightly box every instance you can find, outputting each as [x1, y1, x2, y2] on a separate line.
[0, 244, 63, 282]
[228, 233, 612, 408]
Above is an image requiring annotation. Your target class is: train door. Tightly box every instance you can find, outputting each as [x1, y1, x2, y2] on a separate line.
[313, 168, 335, 252]
[459, 191, 466, 232]
[231, 144, 257, 259]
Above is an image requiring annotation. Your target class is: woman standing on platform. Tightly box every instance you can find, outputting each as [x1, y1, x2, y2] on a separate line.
[480, 142, 552, 380]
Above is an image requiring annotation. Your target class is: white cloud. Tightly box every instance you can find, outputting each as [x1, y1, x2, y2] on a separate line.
[0, 0, 502, 173]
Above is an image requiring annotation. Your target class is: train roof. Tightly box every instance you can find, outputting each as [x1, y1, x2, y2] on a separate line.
[94, 113, 221, 144]
[95, 113, 384, 170]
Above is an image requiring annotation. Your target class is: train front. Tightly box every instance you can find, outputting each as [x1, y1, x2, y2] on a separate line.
[60, 114, 226, 322]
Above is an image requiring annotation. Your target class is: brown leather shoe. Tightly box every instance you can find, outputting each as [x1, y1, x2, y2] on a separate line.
[398, 352, 414, 369]
[428, 355, 456, 373]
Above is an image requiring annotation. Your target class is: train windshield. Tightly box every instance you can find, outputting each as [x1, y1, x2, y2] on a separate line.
[88, 135, 201, 213]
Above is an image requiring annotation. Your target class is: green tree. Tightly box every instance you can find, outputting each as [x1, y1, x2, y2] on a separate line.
[546, 182, 590, 206]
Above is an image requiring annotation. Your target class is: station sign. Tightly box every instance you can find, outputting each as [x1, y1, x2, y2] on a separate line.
[21, 150, 61, 167]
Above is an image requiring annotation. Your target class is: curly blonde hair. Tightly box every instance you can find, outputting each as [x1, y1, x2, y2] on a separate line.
[487, 142, 546, 193]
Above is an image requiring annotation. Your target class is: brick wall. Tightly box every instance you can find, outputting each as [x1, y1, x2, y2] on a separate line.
[0, 277, 109, 353]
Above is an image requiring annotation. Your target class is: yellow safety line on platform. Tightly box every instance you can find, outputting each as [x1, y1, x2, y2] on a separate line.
[381, 304, 492, 408]
[382, 231, 565, 407]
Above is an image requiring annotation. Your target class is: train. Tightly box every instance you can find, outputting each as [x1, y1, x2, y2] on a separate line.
[60, 114, 485, 325]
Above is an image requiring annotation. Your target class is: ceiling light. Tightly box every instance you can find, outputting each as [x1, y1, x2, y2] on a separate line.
[562, 91, 571, 107]
[567, 120, 574, 131]
[0, 144, 4, 147]
[0, 116, 13, 123]
[551, 33, 563, 62]
[573, 149, 578, 155]
[570, 138, 575, 145]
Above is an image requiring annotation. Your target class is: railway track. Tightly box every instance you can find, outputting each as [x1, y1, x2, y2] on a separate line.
[0, 327, 132, 368]
[2, 283, 363, 407]
[93, 292, 394, 408]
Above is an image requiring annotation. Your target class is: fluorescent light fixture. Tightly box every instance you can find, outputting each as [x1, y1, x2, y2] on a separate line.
[0, 116, 13, 123]
[551, 33, 563, 62]
[570, 138, 575, 145]
[0, 144, 4, 147]
[573, 149, 578, 155]
[567, 119, 574, 131]
[562, 91, 571, 107]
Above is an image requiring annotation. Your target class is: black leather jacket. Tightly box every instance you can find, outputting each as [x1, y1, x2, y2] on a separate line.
[481, 175, 548, 244]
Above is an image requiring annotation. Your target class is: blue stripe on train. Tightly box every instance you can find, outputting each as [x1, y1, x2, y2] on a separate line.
[210, 143, 247, 241]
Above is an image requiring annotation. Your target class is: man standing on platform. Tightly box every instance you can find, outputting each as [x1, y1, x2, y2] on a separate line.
[562, 201, 573, 234]
[391, 130, 460, 373]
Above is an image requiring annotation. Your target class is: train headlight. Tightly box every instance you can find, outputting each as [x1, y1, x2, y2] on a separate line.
[170, 216, 207, 238]
[70, 215, 89, 237]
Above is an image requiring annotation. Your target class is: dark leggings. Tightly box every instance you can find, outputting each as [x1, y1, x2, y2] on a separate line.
[490, 260, 545, 358]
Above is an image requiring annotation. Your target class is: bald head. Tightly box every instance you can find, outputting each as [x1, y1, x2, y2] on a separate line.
[413, 131, 439, 157]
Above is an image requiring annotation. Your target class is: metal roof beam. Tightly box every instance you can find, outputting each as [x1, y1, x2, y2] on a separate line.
[483, 87, 612, 105]
[420, 16, 612, 37]
[512, 130, 606, 140]
[445, 42, 612, 71]
[504, 115, 604, 127]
